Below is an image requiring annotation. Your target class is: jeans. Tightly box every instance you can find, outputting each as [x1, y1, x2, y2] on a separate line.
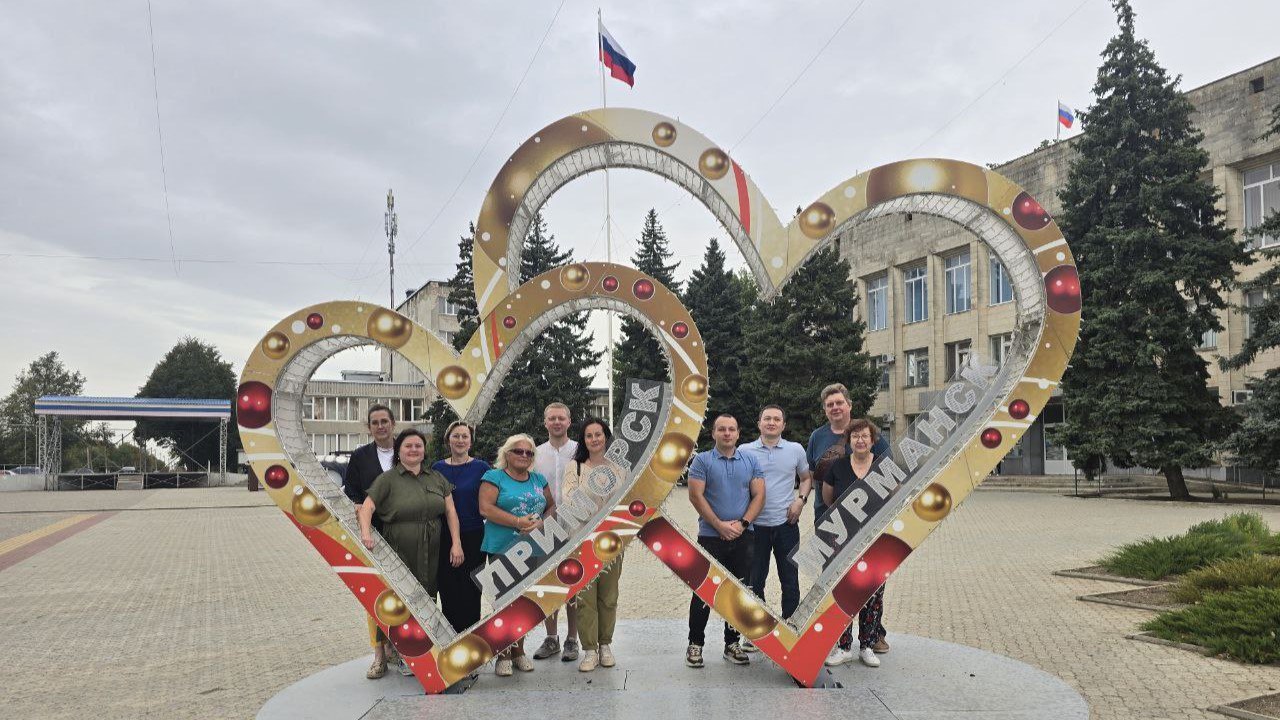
[749, 522, 800, 620]
[688, 532, 753, 647]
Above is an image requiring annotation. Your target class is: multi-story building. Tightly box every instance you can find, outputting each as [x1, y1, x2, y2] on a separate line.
[301, 370, 428, 456]
[842, 56, 1280, 475]
[382, 280, 463, 386]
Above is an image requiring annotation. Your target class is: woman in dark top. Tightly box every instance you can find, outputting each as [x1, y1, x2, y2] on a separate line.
[431, 420, 489, 633]
[358, 429, 463, 676]
[819, 418, 889, 669]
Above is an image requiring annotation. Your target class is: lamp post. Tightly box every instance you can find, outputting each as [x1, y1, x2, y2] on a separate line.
[385, 189, 398, 380]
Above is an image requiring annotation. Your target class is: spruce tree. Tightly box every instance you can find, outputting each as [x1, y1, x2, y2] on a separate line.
[425, 225, 480, 454]
[682, 238, 752, 447]
[740, 246, 877, 443]
[611, 209, 681, 409]
[1053, 0, 1248, 498]
[1221, 102, 1280, 476]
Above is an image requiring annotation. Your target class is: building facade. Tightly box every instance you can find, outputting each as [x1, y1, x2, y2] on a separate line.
[382, 280, 464, 387]
[840, 57, 1280, 475]
[300, 371, 429, 456]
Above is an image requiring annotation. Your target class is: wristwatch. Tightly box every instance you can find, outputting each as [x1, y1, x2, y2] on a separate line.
[739, 517, 750, 527]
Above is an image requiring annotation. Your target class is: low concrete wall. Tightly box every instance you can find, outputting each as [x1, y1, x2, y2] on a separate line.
[0, 474, 46, 491]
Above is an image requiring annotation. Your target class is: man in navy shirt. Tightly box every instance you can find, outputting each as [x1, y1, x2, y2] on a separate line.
[684, 414, 765, 668]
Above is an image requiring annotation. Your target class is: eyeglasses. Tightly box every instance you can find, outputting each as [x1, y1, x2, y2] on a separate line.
[508, 448, 535, 458]
[850, 433, 873, 441]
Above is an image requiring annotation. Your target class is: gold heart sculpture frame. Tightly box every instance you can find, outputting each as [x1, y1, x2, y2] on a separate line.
[239, 107, 1079, 692]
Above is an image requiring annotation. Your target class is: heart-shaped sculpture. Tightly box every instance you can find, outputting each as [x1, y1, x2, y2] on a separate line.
[238, 261, 707, 692]
[469, 108, 1080, 687]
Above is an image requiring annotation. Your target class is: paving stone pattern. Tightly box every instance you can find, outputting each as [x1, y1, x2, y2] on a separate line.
[1, 487, 1278, 718]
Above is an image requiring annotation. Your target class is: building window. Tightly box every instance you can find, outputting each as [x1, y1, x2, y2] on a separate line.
[1244, 163, 1279, 249]
[903, 264, 928, 324]
[944, 340, 972, 381]
[990, 333, 1012, 366]
[865, 275, 888, 331]
[990, 258, 1014, 305]
[944, 251, 971, 314]
[905, 348, 930, 388]
[438, 296, 462, 316]
[874, 355, 891, 390]
[309, 434, 322, 454]
[398, 398, 424, 422]
[302, 397, 315, 420]
[1245, 290, 1267, 338]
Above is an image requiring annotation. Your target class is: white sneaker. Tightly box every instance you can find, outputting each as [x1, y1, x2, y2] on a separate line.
[578, 650, 599, 672]
[739, 638, 759, 653]
[824, 647, 852, 666]
[495, 657, 513, 676]
[598, 643, 616, 667]
[859, 647, 881, 667]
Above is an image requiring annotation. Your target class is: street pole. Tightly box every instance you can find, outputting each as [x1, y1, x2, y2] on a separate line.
[385, 189, 398, 380]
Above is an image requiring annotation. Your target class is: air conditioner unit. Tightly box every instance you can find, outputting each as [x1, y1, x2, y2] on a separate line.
[879, 353, 895, 364]
[883, 412, 896, 423]
[1232, 390, 1254, 405]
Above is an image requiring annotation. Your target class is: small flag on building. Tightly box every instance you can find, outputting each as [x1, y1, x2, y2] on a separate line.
[1058, 101, 1075, 129]
[598, 20, 636, 87]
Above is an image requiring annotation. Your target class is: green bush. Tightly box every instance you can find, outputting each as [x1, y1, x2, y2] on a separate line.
[1171, 555, 1280, 603]
[1099, 513, 1273, 580]
[1141, 587, 1280, 663]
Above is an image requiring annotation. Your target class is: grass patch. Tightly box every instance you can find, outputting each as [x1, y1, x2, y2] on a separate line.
[1141, 587, 1280, 663]
[1099, 512, 1275, 580]
[1170, 555, 1280, 604]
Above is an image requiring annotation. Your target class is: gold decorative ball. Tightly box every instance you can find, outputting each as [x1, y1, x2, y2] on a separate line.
[651, 432, 696, 481]
[712, 581, 777, 640]
[366, 308, 413, 349]
[261, 331, 290, 360]
[594, 531, 623, 563]
[374, 589, 412, 627]
[438, 634, 494, 685]
[436, 366, 471, 400]
[913, 483, 952, 522]
[864, 159, 987, 205]
[680, 374, 709, 404]
[560, 263, 591, 292]
[291, 487, 330, 527]
[798, 202, 836, 240]
[698, 148, 730, 180]
[652, 122, 677, 147]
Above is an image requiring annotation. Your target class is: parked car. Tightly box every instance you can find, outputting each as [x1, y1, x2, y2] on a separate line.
[11, 466, 41, 475]
[120, 466, 137, 473]
[0, 469, 14, 476]
[69, 467, 95, 475]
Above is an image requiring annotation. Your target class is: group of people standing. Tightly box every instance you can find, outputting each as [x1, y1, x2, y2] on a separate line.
[341, 382, 892, 683]
[683, 383, 890, 670]
[343, 402, 626, 679]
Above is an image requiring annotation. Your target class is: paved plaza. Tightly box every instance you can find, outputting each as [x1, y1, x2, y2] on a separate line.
[2, 486, 1279, 719]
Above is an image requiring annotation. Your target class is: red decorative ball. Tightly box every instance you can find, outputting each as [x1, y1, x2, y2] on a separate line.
[556, 558, 584, 585]
[263, 464, 289, 489]
[832, 535, 911, 614]
[1008, 399, 1030, 420]
[628, 500, 647, 517]
[602, 276, 619, 292]
[1011, 191, 1051, 231]
[388, 617, 433, 658]
[671, 322, 689, 339]
[632, 279, 655, 301]
[638, 519, 710, 587]
[980, 428, 1003, 449]
[236, 381, 273, 429]
[305, 312, 324, 330]
[1044, 265, 1082, 314]
[473, 596, 545, 654]
[502, 316, 516, 329]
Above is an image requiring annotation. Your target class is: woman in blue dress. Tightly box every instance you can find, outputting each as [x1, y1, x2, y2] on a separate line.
[431, 420, 489, 633]
[479, 433, 557, 677]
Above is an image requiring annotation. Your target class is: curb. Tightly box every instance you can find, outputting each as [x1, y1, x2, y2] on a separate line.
[1077, 592, 1177, 612]
[1208, 700, 1280, 720]
[1125, 631, 1216, 657]
[1054, 567, 1163, 586]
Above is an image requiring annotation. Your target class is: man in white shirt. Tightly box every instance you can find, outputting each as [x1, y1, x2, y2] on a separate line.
[531, 401, 580, 662]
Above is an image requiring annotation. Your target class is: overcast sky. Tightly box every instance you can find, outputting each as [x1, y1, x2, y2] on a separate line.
[2, 0, 1277, 399]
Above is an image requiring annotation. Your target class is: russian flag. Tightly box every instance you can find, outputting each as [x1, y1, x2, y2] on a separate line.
[1058, 101, 1075, 129]
[599, 20, 635, 87]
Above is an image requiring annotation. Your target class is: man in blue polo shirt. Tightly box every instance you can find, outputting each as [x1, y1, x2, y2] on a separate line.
[684, 414, 765, 669]
[740, 405, 811, 651]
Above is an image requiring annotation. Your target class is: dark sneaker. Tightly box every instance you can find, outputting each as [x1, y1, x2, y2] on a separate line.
[532, 636, 561, 660]
[872, 637, 890, 654]
[723, 643, 750, 665]
[685, 643, 704, 668]
[739, 637, 759, 653]
[561, 638, 580, 662]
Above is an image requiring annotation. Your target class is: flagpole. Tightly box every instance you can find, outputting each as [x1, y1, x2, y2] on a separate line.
[599, 9, 616, 424]
[1056, 99, 1061, 142]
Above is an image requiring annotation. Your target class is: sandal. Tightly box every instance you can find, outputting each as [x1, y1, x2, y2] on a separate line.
[366, 656, 388, 680]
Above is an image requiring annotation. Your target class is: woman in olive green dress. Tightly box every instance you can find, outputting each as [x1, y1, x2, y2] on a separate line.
[358, 428, 463, 676]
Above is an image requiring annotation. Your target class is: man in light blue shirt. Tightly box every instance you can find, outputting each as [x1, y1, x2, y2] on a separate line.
[741, 405, 811, 633]
[684, 414, 765, 669]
